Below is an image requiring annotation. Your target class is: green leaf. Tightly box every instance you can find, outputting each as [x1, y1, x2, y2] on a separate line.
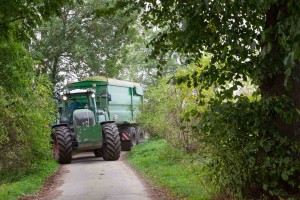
[281, 171, 289, 181]
[284, 68, 292, 89]
[284, 68, 292, 77]
[283, 53, 293, 67]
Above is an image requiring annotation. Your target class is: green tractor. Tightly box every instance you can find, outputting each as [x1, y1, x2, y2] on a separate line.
[51, 88, 121, 164]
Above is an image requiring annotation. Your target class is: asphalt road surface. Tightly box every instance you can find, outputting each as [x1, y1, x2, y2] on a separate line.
[41, 152, 152, 200]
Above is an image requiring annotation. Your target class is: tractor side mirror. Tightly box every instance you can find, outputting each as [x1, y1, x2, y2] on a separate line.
[108, 93, 112, 101]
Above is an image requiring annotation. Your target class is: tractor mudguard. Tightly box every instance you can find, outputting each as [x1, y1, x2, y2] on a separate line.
[51, 123, 70, 138]
[100, 120, 115, 125]
[51, 123, 69, 129]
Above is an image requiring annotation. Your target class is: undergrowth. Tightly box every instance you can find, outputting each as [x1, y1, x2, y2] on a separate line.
[0, 159, 59, 200]
[127, 139, 217, 200]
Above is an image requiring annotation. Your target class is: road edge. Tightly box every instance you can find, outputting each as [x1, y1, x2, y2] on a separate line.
[120, 152, 178, 200]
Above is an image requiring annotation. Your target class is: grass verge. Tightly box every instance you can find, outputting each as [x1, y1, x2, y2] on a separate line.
[127, 139, 217, 200]
[0, 159, 59, 200]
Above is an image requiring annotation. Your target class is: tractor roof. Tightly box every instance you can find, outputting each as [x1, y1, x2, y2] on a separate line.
[64, 89, 95, 95]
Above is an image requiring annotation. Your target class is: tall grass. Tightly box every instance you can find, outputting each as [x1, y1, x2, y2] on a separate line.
[127, 139, 217, 200]
[0, 159, 59, 200]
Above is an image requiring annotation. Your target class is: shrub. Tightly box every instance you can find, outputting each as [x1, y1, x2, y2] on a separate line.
[139, 77, 195, 150]
[0, 41, 54, 179]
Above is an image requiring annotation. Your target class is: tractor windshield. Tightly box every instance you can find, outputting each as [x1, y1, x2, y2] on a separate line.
[60, 92, 96, 124]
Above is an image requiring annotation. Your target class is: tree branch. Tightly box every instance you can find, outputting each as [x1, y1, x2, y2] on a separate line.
[0, 16, 26, 27]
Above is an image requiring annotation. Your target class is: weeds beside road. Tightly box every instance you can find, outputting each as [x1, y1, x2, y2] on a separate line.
[127, 139, 217, 200]
[0, 160, 59, 200]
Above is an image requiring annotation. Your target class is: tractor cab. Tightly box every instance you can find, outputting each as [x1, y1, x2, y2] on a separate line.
[58, 89, 107, 125]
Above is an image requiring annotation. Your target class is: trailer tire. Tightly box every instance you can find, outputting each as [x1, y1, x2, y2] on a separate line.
[129, 126, 137, 147]
[94, 148, 103, 157]
[53, 126, 72, 164]
[102, 123, 121, 161]
[135, 127, 140, 145]
[136, 127, 145, 144]
[120, 126, 136, 151]
[121, 141, 132, 151]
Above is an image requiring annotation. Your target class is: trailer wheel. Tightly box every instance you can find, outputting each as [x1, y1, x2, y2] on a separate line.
[136, 127, 145, 144]
[121, 141, 132, 151]
[121, 126, 137, 151]
[135, 127, 140, 145]
[102, 123, 121, 161]
[129, 126, 137, 147]
[94, 148, 103, 157]
[53, 126, 72, 164]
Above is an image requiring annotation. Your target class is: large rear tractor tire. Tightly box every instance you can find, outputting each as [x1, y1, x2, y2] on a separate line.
[53, 126, 72, 164]
[102, 123, 121, 161]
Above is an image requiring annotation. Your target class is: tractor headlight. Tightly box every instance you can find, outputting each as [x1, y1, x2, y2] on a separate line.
[91, 93, 95, 98]
[62, 95, 67, 101]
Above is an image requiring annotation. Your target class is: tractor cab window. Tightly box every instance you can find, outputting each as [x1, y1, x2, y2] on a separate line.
[69, 98, 83, 110]
[60, 93, 93, 123]
[66, 94, 93, 110]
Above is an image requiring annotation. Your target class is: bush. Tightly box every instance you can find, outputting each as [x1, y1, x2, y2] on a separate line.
[197, 97, 300, 199]
[0, 41, 54, 179]
[138, 75, 203, 151]
[139, 59, 300, 198]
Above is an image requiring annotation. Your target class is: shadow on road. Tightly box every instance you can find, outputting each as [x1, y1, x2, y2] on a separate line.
[71, 152, 105, 164]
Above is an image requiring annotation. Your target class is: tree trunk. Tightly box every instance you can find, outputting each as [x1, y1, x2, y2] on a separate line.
[50, 54, 60, 85]
[260, 2, 300, 140]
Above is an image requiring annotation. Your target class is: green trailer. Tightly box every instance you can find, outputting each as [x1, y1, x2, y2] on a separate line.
[66, 76, 145, 151]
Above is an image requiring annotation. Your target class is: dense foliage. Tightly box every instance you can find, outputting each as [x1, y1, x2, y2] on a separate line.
[121, 0, 300, 199]
[139, 78, 192, 147]
[0, 41, 54, 179]
[0, 0, 72, 180]
[0, 0, 74, 42]
[117, 26, 182, 86]
[31, 0, 139, 88]
[139, 60, 212, 150]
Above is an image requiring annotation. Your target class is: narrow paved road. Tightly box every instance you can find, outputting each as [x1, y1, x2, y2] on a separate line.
[42, 152, 152, 200]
